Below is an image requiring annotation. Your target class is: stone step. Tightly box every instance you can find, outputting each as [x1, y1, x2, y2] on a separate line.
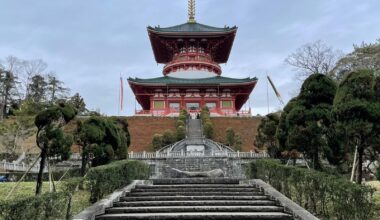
[126, 191, 264, 197]
[120, 195, 269, 202]
[135, 184, 252, 189]
[152, 178, 241, 185]
[113, 200, 277, 207]
[96, 212, 293, 220]
[105, 206, 285, 214]
[132, 187, 261, 193]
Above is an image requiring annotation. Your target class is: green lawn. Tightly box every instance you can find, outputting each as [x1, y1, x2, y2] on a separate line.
[0, 181, 90, 216]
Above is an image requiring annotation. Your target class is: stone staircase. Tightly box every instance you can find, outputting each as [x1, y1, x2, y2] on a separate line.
[187, 119, 203, 138]
[96, 178, 293, 220]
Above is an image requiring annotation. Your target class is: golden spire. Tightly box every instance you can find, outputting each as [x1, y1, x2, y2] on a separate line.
[188, 0, 196, 23]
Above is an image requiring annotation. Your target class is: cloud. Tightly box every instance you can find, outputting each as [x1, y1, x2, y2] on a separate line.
[1, 0, 380, 116]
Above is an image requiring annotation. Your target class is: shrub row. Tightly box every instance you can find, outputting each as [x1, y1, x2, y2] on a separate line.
[0, 160, 149, 219]
[246, 159, 375, 220]
[86, 160, 150, 202]
[0, 191, 71, 220]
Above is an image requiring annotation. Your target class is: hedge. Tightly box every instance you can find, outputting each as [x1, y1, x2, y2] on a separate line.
[246, 159, 375, 219]
[0, 160, 149, 219]
[86, 160, 150, 202]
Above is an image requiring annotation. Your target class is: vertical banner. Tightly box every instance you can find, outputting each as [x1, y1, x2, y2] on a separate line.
[120, 76, 124, 111]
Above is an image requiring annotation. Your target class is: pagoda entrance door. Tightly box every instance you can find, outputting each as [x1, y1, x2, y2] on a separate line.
[186, 102, 200, 118]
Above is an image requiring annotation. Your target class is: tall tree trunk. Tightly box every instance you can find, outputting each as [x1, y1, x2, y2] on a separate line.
[313, 150, 322, 170]
[356, 146, 364, 184]
[36, 150, 47, 195]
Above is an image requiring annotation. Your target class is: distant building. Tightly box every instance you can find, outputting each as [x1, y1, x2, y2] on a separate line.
[129, 1, 257, 116]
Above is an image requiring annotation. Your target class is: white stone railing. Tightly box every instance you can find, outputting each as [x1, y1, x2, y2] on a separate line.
[0, 161, 47, 173]
[128, 151, 268, 159]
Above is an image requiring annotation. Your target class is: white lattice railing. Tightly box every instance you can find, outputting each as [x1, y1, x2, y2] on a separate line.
[128, 151, 268, 159]
[0, 161, 47, 173]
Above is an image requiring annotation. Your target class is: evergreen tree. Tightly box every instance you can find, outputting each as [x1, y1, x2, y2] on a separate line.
[332, 69, 380, 183]
[47, 73, 69, 103]
[34, 103, 77, 194]
[256, 113, 280, 157]
[27, 74, 47, 103]
[69, 93, 86, 114]
[77, 116, 127, 176]
[277, 74, 337, 170]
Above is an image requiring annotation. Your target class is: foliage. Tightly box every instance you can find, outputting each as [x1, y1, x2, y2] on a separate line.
[246, 159, 375, 220]
[46, 73, 69, 103]
[255, 113, 280, 157]
[0, 191, 71, 220]
[333, 39, 380, 80]
[176, 125, 186, 141]
[86, 160, 150, 203]
[203, 121, 214, 139]
[233, 133, 242, 151]
[27, 74, 48, 103]
[152, 134, 163, 151]
[332, 69, 380, 183]
[69, 93, 86, 114]
[34, 102, 77, 194]
[0, 69, 19, 118]
[77, 116, 129, 176]
[162, 129, 175, 146]
[276, 74, 337, 170]
[200, 106, 214, 139]
[225, 127, 235, 146]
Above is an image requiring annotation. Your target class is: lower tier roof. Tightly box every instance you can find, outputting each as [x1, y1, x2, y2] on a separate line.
[128, 76, 257, 86]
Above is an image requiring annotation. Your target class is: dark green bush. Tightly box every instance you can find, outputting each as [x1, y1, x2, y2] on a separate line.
[0, 192, 70, 220]
[246, 159, 375, 219]
[86, 160, 149, 202]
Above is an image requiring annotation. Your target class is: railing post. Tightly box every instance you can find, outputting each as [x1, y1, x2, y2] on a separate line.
[155, 151, 158, 158]
[143, 151, 146, 158]
[237, 151, 240, 158]
[250, 150, 253, 158]
[131, 151, 134, 159]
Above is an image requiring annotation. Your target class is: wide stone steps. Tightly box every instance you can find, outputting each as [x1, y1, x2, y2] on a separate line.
[96, 178, 293, 220]
[113, 200, 277, 207]
[126, 191, 264, 196]
[97, 212, 292, 220]
[120, 195, 270, 202]
[132, 187, 261, 192]
[105, 206, 285, 214]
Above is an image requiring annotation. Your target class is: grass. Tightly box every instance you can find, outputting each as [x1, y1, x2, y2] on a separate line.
[0, 181, 90, 216]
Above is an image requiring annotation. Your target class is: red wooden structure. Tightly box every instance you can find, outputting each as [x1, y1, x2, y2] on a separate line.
[128, 4, 257, 117]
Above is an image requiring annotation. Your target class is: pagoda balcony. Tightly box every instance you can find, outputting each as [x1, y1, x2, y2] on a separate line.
[163, 51, 221, 75]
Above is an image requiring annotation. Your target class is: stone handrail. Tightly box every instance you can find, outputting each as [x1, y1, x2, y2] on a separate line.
[128, 151, 268, 159]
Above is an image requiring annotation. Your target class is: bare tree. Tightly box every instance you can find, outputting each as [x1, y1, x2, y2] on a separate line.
[21, 59, 47, 97]
[285, 40, 342, 80]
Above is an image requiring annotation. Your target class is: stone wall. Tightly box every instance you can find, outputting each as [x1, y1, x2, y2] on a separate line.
[127, 116, 177, 152]
[211, 117, 262, 152]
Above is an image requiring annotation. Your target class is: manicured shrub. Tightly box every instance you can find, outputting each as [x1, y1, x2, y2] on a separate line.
[176, 125, 186, 141]
[203, 121, 214, 139]
[0, 192, 70, 220]
[86, 160, 149, 203]
[152, 134, 163, 150]
[162, 129, 175, 146]
[246, 159, 375, 219]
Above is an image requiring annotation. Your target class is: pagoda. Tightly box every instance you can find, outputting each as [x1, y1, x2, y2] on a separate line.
[128, 0, 257, 116]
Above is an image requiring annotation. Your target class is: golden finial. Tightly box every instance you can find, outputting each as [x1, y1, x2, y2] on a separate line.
[188, 0, 196, 23]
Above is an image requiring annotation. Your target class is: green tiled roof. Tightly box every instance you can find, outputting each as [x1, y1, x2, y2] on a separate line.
[128, 76, 257, 85]
[148, 22, 237, 33]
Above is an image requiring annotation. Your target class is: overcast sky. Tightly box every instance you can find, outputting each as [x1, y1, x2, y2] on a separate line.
[1, 0, 380, 116]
